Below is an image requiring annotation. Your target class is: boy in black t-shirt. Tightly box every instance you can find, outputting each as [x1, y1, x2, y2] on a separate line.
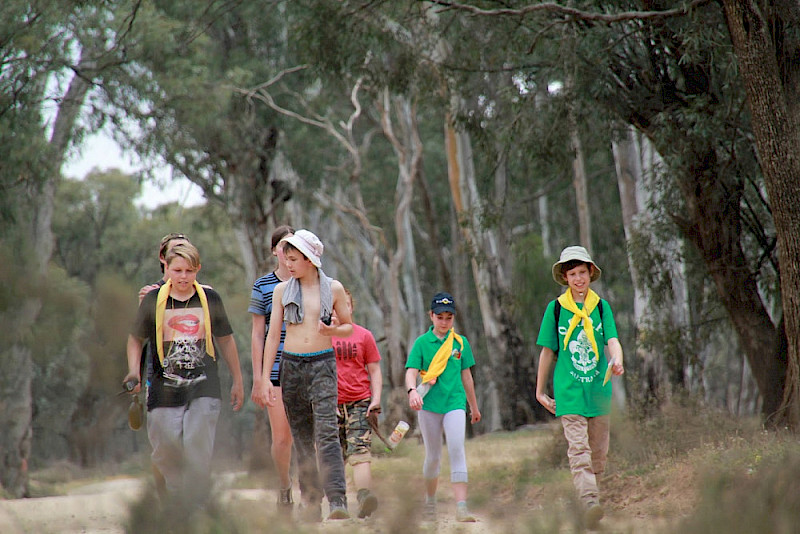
[124, 243, 243, 502]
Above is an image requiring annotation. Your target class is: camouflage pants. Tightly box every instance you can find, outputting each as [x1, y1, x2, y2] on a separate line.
[280, 350, 346, 504]
[337, 398, 373, 465]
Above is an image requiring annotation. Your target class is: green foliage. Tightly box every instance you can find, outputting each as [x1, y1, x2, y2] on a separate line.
[511, 233, 556, 346]
[0, 238, 40, 348]
[53, 170, 144, 285]
[291, 2, 444, 95]
[30, 264, 91, 463]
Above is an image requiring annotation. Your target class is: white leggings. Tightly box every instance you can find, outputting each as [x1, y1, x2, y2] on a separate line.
[418, 409, 468, 483]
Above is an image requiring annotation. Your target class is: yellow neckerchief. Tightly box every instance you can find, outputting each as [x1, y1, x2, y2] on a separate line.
[420, 328, 463, 384]
[557, 288, 601, 361]
[155, 280, 214, 366]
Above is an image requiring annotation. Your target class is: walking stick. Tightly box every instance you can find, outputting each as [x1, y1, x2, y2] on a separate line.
[367, 407, 394, 450]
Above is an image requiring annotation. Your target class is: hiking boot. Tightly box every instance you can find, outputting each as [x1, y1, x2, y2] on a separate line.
[300, 502, 322, 523]
[423, 500, 437, 521]
[584, 501, 604, 530]
[357, 489, 378, 518]
[277, 486, 293, 509]
[327, 496, 350, 520]
[455, 502, 476, 523]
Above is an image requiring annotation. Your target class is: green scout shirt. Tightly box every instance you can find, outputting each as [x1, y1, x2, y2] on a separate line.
[405, 326, 476, 414]
[536, 298, 618, 418]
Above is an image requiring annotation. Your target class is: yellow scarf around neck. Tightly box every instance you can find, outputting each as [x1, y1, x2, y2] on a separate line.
[420, 328, 463, 384]
[155, 280, 214, 366]
[557, 288, 601, 361]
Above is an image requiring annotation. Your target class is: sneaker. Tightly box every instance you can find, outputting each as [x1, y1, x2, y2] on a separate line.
[423, 500, 437, 521]
[300, 502, 322, 523]
[584, 502, 604, 530]
[277, 486, 293, 508]
[455, 502, 476, 523]
[327, 497, 350, 520]
[357, 489, 378, 518]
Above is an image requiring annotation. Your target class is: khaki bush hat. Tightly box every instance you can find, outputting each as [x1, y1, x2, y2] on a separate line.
[552, 246, 602, 286]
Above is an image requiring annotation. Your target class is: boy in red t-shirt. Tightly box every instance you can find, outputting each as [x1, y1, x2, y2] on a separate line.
[332, 289, 383, 518]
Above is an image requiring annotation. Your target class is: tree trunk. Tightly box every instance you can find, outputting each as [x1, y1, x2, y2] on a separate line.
[611, 126, 680, 410]
[0, 307, 36, 497]
[610, 126, 643, 408]
[0, 49, 94, 497]
[673, 139, 784, 421]
[722, 0, 800, 428]
[444, 105, 529, 431]
[568, 105, 592, 252]
[378, 90, 427, 428]
[213, 131, 298, 285]
[538, 196, 552, 258]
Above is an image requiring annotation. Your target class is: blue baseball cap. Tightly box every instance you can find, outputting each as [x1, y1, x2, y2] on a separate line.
[430, 292, 456, 314]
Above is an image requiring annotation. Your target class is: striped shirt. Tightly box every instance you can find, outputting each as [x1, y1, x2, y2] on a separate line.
[248, 272, 287, 383]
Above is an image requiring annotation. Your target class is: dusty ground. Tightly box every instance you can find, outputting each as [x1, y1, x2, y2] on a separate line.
[0, 428, 696, 534]
[0, 479, 509, 534]
[0, 477, 142, 534]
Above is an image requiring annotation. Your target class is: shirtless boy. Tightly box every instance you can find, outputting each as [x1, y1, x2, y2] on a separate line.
[255, 229, 353, 521]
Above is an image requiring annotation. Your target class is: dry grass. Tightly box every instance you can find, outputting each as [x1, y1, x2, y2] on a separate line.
[16, 404, 800, 534]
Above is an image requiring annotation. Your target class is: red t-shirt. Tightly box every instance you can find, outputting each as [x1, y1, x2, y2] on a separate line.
[332, 323, 381, 403]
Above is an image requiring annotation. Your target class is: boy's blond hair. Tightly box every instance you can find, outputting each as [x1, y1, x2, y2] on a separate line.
[165, 242, 201, 270]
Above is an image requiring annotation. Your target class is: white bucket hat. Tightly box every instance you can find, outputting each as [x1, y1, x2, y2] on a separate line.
[552, 246, 602, 286]
[281, 229, 323, 268]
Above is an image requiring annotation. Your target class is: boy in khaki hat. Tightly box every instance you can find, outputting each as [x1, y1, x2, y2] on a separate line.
[535, 246, 624, 529]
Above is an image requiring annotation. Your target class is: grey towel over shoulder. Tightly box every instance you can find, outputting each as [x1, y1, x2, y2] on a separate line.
[282, 268, 333, 325]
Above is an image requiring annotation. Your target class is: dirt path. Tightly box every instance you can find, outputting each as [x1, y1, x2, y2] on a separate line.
[0, 476, 502, 534]
[0, 478, 143, 534]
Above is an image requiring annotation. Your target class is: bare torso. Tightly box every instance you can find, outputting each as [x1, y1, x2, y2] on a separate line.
[282, 279, 332, 354]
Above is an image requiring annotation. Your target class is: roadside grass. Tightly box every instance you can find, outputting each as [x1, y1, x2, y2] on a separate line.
[668, 426, 800, 534]
[23, 402, 800, 533]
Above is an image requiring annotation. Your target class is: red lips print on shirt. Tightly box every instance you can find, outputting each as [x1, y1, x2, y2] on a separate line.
[168, 314, 201, 335]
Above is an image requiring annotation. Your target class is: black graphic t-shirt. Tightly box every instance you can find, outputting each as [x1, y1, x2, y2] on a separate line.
[134, 288, 233, 410]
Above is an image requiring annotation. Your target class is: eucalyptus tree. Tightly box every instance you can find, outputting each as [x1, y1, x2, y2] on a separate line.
[53, 170, 144, 286]
[721, 0, 800, 428]
[611, 128, 687, 409]
[239, 20, 440, 425]
[0, 0, 135, 496]
[431, 0, 796, 425]
[289, 1, 552, 430]
[100, 0, 302, 284]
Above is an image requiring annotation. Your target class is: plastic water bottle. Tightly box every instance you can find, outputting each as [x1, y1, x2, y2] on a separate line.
[417, 382, 432, 398]
[128, 395, 143, 431]
[387, 420, 410, 449]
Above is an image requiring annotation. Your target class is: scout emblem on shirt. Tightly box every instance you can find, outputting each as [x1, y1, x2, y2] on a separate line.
[569, 329, 598, 374]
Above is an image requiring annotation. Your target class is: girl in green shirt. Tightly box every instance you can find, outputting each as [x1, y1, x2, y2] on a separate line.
[405, 292, 481, 523]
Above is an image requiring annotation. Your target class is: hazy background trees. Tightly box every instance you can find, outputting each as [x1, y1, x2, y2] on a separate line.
[2, 0, 797, 497]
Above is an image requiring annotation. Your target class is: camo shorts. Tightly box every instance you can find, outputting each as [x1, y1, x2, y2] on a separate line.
[337, 398, 372, 465]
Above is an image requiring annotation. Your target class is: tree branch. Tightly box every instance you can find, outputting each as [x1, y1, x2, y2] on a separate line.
[428, 0, 712, 23]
